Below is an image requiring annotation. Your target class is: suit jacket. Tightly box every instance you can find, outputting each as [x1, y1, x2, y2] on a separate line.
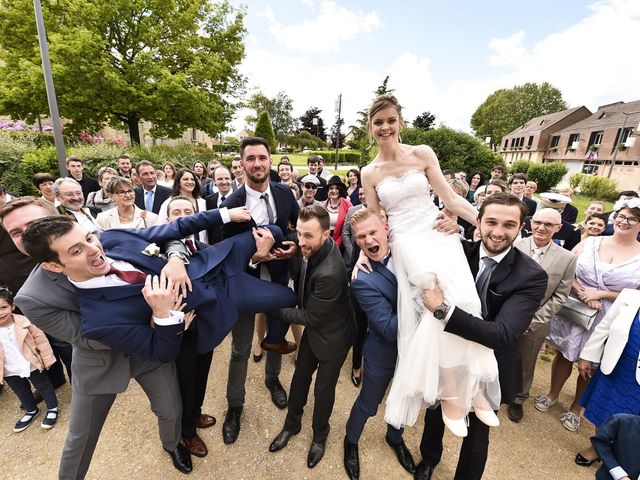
[523, 196, 537, 217]
[204, 191, 228, 244]
[593, 413, 640, 480]
[76, 211, 297, 362]
[96, 206, 159, 230]
[445, 241, 548, 403]
[351, 260, 398, 373]
[514, 237, 577, 337]
[341, 204, 364, 266]
[522, 216, 581, 251]
[221, 181, 299, 285]
[581, 289, 640, 384]
[0, 226, 37, 298]
[134, 184, 172, 214]
[279, 239, 355, 361]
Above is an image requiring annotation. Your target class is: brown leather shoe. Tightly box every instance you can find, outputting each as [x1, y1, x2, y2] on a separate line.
[260, 339, 297, 355]
[195, 413, 216, 429]
[182, 434, 208, 458]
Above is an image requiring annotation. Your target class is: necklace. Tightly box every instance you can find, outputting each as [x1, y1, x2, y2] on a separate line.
[327, 202, 340, 212]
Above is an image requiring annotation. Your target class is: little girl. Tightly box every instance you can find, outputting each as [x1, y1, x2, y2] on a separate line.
[0, 286, 59, 432]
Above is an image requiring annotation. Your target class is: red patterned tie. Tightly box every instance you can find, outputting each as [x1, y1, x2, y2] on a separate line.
[107, 265, 148, 284]
[185, 238, 197, 255]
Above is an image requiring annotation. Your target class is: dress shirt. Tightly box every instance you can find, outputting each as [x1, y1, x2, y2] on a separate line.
[0, 324, 35, 377]
[70, 209, 101, 235]
[477, 244, 511, 280]
[245, 183, 277, 225]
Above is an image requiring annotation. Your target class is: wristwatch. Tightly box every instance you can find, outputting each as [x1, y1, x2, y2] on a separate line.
[433, 302, 449, 320]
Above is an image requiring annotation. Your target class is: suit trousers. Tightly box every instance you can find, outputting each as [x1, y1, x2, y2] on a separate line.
[345, 365, 403, 445]
[58, 359, 182, 480]
[176, 329, 214, 439]
[351, 309, 368, 370]
[284, 332, 348, 442]
[420, 405, 490, 480]
[226, 313, 281, 408]
[515, 328, 547, 404]
[46, 334, 73, 387]
[5, 369, 58, 411]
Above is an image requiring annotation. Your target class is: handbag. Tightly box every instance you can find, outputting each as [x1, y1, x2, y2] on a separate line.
[558, 295, 598, 330]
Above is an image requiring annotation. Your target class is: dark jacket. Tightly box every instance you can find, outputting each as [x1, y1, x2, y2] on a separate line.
[134, 184, 172, 214]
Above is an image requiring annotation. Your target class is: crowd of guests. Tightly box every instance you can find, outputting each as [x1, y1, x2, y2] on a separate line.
[0, 142, 639, 480]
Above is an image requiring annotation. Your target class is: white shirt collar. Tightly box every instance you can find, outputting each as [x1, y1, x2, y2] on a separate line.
[244, 182, 272, 200]
[479, 243, 511, 265]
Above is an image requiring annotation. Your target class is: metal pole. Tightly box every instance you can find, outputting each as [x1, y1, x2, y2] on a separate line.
[334, 94, 341, 170]
[607, 114, 628, 179]
[33, 0, 67, 176]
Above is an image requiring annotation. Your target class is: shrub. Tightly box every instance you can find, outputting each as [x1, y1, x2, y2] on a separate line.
[254, 111, 277, 153]
[304, 150, 361, 164]
[509, 160, 533, 175]
[527, 162, 568, 192]
[1, 146, 59, 196]
[569, 173, 586, 191]
[575, 175, 619, 201]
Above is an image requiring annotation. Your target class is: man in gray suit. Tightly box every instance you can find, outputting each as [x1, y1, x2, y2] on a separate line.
[0, 197, 191, 478]
[508, 208, 577, 422]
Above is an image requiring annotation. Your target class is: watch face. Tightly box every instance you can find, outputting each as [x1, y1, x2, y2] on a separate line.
[434, 308, 445, 320]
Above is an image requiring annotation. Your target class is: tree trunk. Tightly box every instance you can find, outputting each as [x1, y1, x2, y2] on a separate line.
[127, 117, 141, 145]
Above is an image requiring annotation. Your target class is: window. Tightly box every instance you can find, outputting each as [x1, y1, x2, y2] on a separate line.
[504, 139, 508, 149]
[588, 131, 604, 147]
[527, 136, 534, 147]
[614, 127, 634, 146]
[550, 135, 560, 148]
[568, 133, 580, 150]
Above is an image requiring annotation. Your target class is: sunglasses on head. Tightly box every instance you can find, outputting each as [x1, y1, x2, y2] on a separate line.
[304, 183, 318, 189]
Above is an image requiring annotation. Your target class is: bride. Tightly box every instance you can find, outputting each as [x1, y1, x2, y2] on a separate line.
[360, 94, 501, 437]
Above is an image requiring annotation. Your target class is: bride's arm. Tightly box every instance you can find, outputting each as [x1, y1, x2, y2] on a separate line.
[361, 166, 381, 215]
[418, 146, 479, 225]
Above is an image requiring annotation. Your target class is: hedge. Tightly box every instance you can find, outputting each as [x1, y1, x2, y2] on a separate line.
[569, 173, 619, 201]
[304, 150, 361, 164]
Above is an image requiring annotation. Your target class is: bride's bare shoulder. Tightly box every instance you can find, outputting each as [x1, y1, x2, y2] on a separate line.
[361, 162, 381, 183]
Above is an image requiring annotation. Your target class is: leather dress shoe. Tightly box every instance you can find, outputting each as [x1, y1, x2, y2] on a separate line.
[269, 429, 298, 452]
[253, 352, 263, 362]
[507, 403, 523, 423]
[343, 437, 360, 479]
[413, 461, 434, 480]
[575, 453, 600, 467]
[194, 413, 216, 429]
[307, 439, 326, 468]
[351, 372, 361, 387]
[385, 435, 416, 474]
[260, 339, 297, 354]
[265, 378, 288, 409]
[165, 443, 193, 474]
[222, 406, 242, 444]
[182, 434, 207, 458]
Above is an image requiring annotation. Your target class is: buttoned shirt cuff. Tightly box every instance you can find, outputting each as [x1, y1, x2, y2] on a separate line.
[153, 310, 185, 326]
[609, 466, 628, 480]
[442, 306, 456, 326]
[219, 207, 231, 224]
[167, 251, 190, 265]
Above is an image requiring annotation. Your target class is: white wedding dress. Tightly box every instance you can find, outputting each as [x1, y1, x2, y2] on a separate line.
[377, 170, 501, 429]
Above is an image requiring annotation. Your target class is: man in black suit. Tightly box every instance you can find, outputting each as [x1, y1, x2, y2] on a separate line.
[65, 156, 100, 200]
[204, 166, 232, 244]
[306, 155, 328, 201]
[134, 160, 172, 214]
[415, 193, 548, 480]
[219, 137, 300, 444]
[508, 172, 537, 216]
[269, 205, 355, 468]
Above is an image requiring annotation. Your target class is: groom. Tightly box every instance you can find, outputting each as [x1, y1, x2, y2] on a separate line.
[416, 193, 548, 480]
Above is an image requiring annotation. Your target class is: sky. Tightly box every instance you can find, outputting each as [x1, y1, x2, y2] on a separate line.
[229, 0, 640, 140]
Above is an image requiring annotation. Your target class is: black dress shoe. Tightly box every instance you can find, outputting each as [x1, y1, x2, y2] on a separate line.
[253, 352, 263, 363]
[575, 453, 600, 467]
[343, 437, 360, 479]
[351, 372, 361, 387]
[507, 402, 523, 423]
[269, 429, 298, 452]
[265, 378, 288, 409]
[413, 461, 434, 480]
[385, 435, 416, 474]
[222, 406, 242, 444]
[307, 439, 326, 468]
[165, 443, 193, 474]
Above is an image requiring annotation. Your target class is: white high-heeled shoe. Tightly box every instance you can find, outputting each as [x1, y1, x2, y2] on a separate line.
[474, 408, 500, 427]
[441, 406, 468, 437]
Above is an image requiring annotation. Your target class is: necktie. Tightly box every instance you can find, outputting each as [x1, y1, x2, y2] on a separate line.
[144, 190, 154, 211]
[185, 238, 197, 255]
[298, 257, 308, 308]
[475, 257, 498, 318]
[107, 265, 148, 284]
[531, 248, 543, 264]
[260, 193, 275, 224]
[219, 195, 226, 207]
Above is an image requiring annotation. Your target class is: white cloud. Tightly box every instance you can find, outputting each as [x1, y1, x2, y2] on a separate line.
[263, 1, 381, 54]
[488, 30, 525, 66]
[301, 0, 315, 7]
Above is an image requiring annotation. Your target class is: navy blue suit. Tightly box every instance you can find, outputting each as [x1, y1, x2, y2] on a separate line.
[346, 260, 403, 445]
[220, 181, 299, 342]
[77, 209, 297, 362]
[593, 413, 640, 480]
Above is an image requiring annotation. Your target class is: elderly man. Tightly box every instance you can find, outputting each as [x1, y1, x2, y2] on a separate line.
[507, 208, 578, 422]
[134, 160, 172, 214]
[298, 174, 324, 208]
[54, 177, 101, 234]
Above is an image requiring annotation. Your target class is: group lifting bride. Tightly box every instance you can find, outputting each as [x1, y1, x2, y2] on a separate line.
[358, 94, 501, 438]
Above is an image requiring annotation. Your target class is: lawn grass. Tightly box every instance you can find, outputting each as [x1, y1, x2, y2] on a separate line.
[568, 194, 614, 222]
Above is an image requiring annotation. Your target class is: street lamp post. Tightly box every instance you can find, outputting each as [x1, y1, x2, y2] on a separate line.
[33, 0, 67, 176]
[607, 111, 640, 179]
[334, 94, 342, 170]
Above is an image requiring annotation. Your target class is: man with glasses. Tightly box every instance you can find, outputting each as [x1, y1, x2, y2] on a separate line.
[508, 208, 577, 423]
[298, 175, 324, 208]
[54, 178, 101, 234]
[134, 160, 172, 214]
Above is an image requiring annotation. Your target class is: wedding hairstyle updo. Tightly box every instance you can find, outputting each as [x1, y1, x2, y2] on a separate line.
[368, 94, 403, 121]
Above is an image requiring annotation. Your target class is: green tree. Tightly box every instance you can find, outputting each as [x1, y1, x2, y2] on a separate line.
[412, 111, 436, 131]
[0, 0, 247, 144]
[244, 90, 296, 141]
[299, 107, 326, 141]
[402, 126, 503, 175]
[254, 110, 277, 153]
[470, 82, 568, 148]
[330, 118, 345, 149]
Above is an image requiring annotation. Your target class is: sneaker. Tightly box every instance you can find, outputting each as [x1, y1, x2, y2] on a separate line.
[533, 394, 558, 412]
[560, 412, 581, 432]
[41, 409, 58, 429]
[13, 408, 40, 432]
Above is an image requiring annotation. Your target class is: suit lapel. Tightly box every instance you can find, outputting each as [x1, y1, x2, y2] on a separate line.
[490, 247, 515, 287]
[373, 262, 397, 293]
